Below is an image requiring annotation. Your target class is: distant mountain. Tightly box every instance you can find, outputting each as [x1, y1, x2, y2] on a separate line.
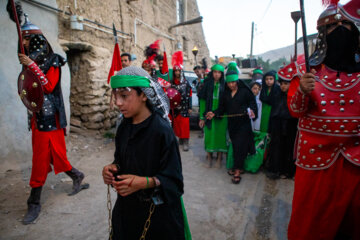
[256, 33, 318, 63]
[256, 42, 304, 63]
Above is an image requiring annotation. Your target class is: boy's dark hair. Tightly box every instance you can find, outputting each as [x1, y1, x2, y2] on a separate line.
[278, 76, 290, 84]
[249, 81, 261, 89]
[193, 65, 202, 71]
[133, 87, 143, 96]
[121, 53, 131, 61]
[133, 87, 153, 110]
[156, 55, 164, 61]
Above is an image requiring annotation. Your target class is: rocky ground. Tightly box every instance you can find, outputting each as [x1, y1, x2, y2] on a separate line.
[0, 130, 294, 240]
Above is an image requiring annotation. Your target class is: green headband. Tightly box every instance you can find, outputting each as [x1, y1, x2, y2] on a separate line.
[227, 62, 238, 70]
[211, 64, 224, 72]
[253, 69, 263, 75]
[226, 62, 239, 82]
[225, 74, 238, 82]
[110, 75, 150, 89]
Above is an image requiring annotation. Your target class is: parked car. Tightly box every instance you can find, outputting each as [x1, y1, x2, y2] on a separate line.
[183, 71, 201, 130]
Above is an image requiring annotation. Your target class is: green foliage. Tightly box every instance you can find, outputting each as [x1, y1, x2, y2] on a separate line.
[256, 57, 289, 73]
[103, 131, 116, 139]
[256, 57, 270, 72]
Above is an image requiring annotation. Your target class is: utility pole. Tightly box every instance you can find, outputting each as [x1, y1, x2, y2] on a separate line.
[250, 21, 254, 58]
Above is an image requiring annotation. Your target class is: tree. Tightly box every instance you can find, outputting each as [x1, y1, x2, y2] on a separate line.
[256, 56, 270, 73]
[270, 57, 289, 71]
[256, 57, 289, 73]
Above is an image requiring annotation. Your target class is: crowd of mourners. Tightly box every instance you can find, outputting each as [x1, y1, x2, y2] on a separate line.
[125, 41, 299, 185]
[191, 63, 298, 184]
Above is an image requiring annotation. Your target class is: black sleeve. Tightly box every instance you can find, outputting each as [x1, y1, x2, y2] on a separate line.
[260, 85, 272, 105]
[247, 91, 258, 120]
[155, 132, 184, 205]
[198, 79, 208, 100]
[214, 91, 226, 117]
[260, 84, 280, 106]
[112, 126, 121, 165]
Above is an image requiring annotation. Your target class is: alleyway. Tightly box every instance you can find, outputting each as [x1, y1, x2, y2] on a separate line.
[0, 131, 294, 240]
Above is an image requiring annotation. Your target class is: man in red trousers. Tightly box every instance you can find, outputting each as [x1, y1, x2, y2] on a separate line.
[169, 51, 192, 151]
[17, 14, 89, 225]
[283, 1, 360, 239]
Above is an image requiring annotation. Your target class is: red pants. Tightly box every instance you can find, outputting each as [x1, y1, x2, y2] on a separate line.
[30, 126, 72, 188]
[169, 114, 190, 139]
[288, 156, 360, 240]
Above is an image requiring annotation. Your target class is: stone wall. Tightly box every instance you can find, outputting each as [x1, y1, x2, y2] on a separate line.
[60, 42, 117, 132]
[56, 0, 210, 131]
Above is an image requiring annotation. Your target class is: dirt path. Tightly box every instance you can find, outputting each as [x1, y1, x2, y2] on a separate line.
[0, 131, 294, 240]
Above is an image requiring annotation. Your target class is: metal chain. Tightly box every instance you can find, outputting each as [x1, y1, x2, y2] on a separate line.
[107, 185, 113, 240]
[107, 185, 155, 240]
[139, 203, 156, 240]
[219, 113, 246, 118]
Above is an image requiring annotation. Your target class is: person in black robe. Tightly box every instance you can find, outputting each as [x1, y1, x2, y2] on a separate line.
[208, 68, 258, 183]
[259, 70, 281, 133]
[102, 66, 185, 240]
[265, 76, 298, 179]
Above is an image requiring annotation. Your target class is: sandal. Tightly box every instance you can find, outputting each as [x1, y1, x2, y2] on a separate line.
[280, 174, 287, 179]
[227, 170, 235, 176]
[231, 175, 241, 184]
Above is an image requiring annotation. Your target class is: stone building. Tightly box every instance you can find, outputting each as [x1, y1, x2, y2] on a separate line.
[0, 0, 209, 164]
[58, 0, 210, 132]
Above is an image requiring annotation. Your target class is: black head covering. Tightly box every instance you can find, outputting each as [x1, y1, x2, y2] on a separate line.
[260, 70, 281, 106]
[308, 3, 360, 73]
[261, 70, 277, 87]
[17, 14, 66, 74]
[249, 81, 261, 90]
[198, 70, 225, 129]
[21, 33, 66, 74]
[278, 76, 291, 83]
[198, 70, 225, 100]
[322, 23, 360, 72]
[232, 79, 254, 98]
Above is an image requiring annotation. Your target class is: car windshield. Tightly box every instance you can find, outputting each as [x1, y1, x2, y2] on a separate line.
[183, 71, 198, 93]
[183, 71, 199, 107]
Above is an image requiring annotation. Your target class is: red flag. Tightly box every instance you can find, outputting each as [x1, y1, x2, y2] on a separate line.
[161, 51, 169, 74]
[107, 43, 122, 84]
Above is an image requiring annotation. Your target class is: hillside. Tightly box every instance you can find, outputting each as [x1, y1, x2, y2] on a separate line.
[256, 42, 304, 63]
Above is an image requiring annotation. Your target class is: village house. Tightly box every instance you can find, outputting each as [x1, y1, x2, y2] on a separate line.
[0, 0, 210, 167]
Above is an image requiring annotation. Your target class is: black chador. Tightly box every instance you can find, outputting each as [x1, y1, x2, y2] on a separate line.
[215, 81, 258, 171]
[112, 112, 185, 239]
[265, 89, 298, 179]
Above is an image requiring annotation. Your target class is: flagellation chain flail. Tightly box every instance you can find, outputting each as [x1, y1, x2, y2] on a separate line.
[107, 184, 155, 240]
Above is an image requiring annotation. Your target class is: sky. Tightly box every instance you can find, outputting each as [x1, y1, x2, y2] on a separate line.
[197, 0, 351, 58]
